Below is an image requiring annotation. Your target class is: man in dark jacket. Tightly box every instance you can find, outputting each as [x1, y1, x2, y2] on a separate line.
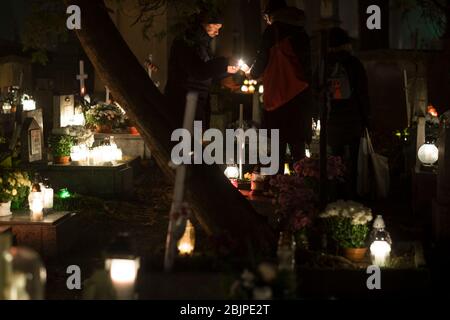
[326, 27, 370, 199]
[249, 0, 313, 174]
[165, 13, 238, 129]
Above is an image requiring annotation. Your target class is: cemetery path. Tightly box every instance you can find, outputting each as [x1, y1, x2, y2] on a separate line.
[44, 164, 178, 300]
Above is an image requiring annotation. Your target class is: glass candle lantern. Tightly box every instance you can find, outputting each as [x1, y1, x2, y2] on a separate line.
[28, 192, 44, 221]
[105, 233, 140, 300]
[369, 215, 392, 267]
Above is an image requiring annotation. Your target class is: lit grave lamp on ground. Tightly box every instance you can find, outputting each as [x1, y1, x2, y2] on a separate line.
[177, 220, 196, 256]
[105, 233, 140, 300]
[28, 190, 44, 222]
[369, 215, 392, 268]
[40, 179, 54, 211]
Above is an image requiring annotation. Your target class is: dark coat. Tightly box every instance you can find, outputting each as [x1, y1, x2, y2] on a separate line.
[326, 50, 370, 147]
[250, 7, 313, 145]
[165, 27, 229, 128]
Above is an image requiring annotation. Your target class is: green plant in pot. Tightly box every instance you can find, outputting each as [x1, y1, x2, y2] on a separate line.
[320, 200, 373, 262]
[49, 134, 75, 164]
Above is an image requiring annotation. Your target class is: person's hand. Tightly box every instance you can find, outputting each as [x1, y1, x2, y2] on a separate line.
[144, 60, 159, 72]
[227, 66, 239, 74]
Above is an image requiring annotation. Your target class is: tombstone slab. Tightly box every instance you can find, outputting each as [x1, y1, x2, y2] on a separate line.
[94, 133, 151, 159]
[24, 158, 138, 198]
[0, 211, 81, 257]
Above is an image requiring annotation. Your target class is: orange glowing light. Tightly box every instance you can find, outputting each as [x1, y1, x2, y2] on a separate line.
[427, 105, 438, 117]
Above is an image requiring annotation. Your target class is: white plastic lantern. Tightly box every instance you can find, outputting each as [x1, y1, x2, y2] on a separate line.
[70, 145, 89, 163]
[42, 188, 54, 210]
[369, 215, 392, 267]
[259, 85, 264, 94]
[105, 233, 140, 300]
[370, 239, 391, 267]
[224, 165, 239, 179]
[418, 142, 438, 166]
[28, 192, 44, 221]
[22, 95, 36, 111]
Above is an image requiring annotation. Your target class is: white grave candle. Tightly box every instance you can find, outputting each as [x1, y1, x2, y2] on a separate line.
[43, 188, 54, 210]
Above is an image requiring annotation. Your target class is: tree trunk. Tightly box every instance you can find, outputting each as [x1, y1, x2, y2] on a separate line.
[67, 0, 275, 256]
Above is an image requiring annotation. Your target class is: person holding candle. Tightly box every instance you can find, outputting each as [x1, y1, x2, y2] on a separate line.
[248, 0, 313, 174]
[165, 10, 239, 129]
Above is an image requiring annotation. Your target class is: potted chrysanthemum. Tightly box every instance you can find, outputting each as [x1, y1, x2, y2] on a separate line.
[0, 171, 30, 216]
[320, 200, 373, 262]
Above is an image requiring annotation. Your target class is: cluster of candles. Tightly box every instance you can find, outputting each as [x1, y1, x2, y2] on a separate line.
[70, 142, 123, 166]
[241, 80, 263, 95]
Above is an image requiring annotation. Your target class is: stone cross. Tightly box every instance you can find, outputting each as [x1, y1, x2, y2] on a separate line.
[76, 60, 88, 96]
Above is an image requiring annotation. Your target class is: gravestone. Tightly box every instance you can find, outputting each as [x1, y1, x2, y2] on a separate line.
[22, 108, 44, 132]
[53, 95, 83, 128]
[20, 118, 43, 163]
[0, 211, 81, 257]
[433, 111, 450, 244]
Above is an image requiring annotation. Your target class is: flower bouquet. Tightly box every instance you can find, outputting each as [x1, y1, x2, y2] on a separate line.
[269, 157, 345, 248]
[85, 102, 126, 133]
[319, 200, 373, 261]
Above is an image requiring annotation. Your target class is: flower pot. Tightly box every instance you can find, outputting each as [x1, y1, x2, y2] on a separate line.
[128, 126, 139, 135]
[54, 156, 70, 165]
[343, 247, 368, 262]
[0, 201, 12, 217]
[96, 125, 112, 134]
